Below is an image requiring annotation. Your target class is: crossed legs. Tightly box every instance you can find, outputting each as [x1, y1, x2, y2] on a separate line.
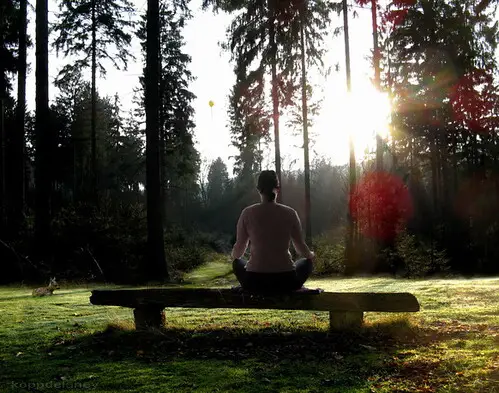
[232, 258, 313, 290]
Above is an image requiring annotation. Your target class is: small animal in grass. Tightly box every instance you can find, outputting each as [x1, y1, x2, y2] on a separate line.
[32, 277, 60, 297]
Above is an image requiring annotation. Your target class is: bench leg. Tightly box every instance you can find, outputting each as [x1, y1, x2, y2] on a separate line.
[133, 306, 165, 330]
[329, 311, 363, 331]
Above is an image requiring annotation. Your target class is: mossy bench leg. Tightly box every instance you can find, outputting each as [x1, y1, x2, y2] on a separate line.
[133, 306, 165, 330]
[329, 311, 363, 331]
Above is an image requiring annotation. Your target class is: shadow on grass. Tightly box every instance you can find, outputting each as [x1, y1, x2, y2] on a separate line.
[78, 318, 420, 361]
[29, 322, 414, 392]
[3, 319, 497, 392]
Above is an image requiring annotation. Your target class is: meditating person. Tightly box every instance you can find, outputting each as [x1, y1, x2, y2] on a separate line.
[231, 170, 315, 293]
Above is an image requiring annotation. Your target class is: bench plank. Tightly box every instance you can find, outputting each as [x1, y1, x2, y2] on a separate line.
[90, 288, 420, 313]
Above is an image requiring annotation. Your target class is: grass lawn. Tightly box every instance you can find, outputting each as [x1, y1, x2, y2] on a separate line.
[1, 261, 498, 393]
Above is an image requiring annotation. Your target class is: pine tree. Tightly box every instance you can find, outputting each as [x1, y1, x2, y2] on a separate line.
[204, 0, 336, 203]
[53, 0, 134, 201]
[0, 0, 21, 234]
[229, 75, 270, 182]
[11, 0, 28, 233]
[385, 0, 499, 273]
[137, 1, 199, 227]
[145, 0, 168, 281]
[206, 158, 230, 208]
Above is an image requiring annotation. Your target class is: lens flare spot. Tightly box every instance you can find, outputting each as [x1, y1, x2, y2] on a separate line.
[350, 171, 413, 242]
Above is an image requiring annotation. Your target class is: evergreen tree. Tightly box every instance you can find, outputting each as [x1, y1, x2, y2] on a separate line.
[385, 0, 499, 273]
[53, 0, 134, 201]
[0, 0, 21, 233]
[11, 0, 28, 233]
[204, 0, 336, 202]
[137, 1, 199, 227]
[229, 77, 270, 179]
[206, 158, 230, 208]
[145, 0, 168, 281]
[228, 77, 270, 210]
[0, 0, 20, 96]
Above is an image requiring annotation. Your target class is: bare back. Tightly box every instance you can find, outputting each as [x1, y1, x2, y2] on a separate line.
[231, 202, 313, 273]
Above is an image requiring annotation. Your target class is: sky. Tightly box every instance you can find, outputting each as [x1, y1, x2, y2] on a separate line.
[22, 0, 396, 174]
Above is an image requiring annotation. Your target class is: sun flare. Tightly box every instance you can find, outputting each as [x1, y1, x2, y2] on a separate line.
[314, 81, 392, 163]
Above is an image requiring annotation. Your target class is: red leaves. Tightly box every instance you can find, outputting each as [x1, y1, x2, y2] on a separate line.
[350, 171, 413, 242]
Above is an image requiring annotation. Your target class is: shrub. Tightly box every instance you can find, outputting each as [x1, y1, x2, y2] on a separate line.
[164, 245, 209, 273]
[393, 232, 450, 277]
[312, 233, 346, 275]
[164, 226, 215, 273]
[51, 201, 147, 282]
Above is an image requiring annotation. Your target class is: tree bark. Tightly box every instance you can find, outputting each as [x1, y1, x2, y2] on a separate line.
[372, 0, 382, 172]
[91, 0, 97, 202]
[35, 0, 52, 258]
[343, 0, 357, 275]
[0, 98, 4, 233]
[300, 6, 312, 245]
[430, 128, 438, 216]
[158, 12, 167, 226]
[145, 0, 168, 281]
[269, 3, 282, 202]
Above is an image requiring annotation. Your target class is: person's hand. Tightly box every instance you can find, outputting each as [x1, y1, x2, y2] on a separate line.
[308, 251, 316, 260]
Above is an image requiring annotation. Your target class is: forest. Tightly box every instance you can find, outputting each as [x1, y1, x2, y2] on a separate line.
[1, 0, 498, 284]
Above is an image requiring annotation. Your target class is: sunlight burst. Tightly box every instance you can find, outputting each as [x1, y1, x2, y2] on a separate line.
[314, 82, 392, 163]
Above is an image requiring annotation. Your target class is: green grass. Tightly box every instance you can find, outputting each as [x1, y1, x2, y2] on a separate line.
[1, 263, 498, 393]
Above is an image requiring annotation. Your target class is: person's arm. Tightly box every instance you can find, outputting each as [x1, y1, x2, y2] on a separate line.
[231, 209, 250, 260]
[290, 210, 315, 259]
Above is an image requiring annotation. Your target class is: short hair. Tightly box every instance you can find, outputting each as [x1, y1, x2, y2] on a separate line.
[257, 170, 279, 201]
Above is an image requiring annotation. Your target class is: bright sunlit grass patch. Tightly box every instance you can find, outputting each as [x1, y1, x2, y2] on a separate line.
[0, 262, 498, 392]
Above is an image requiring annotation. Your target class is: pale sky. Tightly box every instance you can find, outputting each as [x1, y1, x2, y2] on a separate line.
[22, 0, 401, 174]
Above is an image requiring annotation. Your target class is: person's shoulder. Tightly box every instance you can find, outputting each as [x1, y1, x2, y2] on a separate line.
[276, 203, 298, 215]
[242, 204, 260, 214]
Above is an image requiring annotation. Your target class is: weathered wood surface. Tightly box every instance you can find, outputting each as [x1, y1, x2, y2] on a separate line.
[133, 306, 165, 330]
[90, 288, 420, 312]
[329, 311, 364, 330]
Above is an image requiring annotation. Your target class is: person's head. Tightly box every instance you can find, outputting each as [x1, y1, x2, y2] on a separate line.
[257, 170, 279, 202]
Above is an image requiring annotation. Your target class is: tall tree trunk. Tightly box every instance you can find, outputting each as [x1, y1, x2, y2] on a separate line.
[158, 16, 166, 225]
[0, 97, 4, 234]
[269, 5, 282, 202]
[343, 0, 357, 275]
[91, 0, 97, 202]
[452, 131, 457, 195]
[300, 6, 312, 245]
[371, 0, 382, 172]
[35, 0, 51, 259]
[145, 0, 168, 281]
[11, 0, 28, 234]
[0, 5, 5, 234]
[387, 40, 396, 168]
[258, 138, 262, 172]
[159, 126, 166, 224]
[430, 129, 438, 215]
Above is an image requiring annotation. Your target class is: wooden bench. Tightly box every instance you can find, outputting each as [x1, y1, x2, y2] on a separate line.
[90, 288, 420, 331]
